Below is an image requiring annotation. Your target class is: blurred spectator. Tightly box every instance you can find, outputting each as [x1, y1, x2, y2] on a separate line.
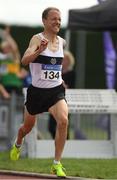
[22, 68, 32, 88]
[48, 50, 76, 139]
[0, 83, 10, 99]
[0, 26, 25, 96]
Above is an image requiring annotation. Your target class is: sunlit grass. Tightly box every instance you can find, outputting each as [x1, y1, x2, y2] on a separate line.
[0, 151, 117, 179]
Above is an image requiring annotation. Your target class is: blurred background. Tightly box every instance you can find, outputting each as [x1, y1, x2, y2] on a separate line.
[0, 0, 117, 158]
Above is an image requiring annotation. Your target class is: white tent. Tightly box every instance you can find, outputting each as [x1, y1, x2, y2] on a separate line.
[0, 0, 98, 27]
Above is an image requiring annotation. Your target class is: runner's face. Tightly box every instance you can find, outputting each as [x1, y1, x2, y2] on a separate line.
[43, 10, 61, 34]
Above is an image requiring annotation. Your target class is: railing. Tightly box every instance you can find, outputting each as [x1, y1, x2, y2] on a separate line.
[0, 93, 24, 151]
[0, 89, 117, 158]
[25, 89, 117, 158]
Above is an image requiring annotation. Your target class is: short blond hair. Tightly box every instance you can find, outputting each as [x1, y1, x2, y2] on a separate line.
[42, 7, 60, 19]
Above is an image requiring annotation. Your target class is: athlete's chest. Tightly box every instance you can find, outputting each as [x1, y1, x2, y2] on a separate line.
[47, 39, 59, 52]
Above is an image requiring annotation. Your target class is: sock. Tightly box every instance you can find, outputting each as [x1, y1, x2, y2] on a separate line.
[53, 160, 60, 164]
[15, 142, 21, 148]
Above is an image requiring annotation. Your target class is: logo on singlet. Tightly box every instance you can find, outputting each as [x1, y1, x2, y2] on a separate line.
[50, 58, 56, 65]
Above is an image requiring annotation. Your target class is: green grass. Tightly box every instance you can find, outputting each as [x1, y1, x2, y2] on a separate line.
[0, 151, 117, 179]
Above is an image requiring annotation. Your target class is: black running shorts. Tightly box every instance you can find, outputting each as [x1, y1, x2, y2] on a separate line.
[25, 84, 66, 115]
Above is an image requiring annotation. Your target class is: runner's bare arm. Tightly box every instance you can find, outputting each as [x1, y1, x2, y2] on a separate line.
[21, 35, 48, 66]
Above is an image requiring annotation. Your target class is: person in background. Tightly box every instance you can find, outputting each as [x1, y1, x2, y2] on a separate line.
[0, 26, 24, 96]
[0, 83, 10, 98]
[48, 50, 75, 138]
[22, 68, 32, 88]
[10, 7, 68, 178]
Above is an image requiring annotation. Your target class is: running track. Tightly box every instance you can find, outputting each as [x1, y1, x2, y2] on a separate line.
[0, 170, 98, 180]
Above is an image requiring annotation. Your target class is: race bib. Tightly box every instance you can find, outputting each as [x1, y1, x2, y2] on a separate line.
[41, 64, 61, 81]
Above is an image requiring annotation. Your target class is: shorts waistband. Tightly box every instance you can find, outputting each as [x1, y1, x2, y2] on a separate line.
[30, 84, 63, 91]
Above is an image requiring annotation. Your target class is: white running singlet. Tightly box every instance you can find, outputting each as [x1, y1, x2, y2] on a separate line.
[30, 33, 64, 88]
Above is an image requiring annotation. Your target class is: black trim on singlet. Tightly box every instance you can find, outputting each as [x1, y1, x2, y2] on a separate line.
[32, 55, 63, 65]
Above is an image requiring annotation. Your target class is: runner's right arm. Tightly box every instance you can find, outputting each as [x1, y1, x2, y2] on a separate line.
[21, 35, 48, 66]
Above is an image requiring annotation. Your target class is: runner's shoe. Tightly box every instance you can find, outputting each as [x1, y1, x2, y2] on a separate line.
[10, 144, 21, 161]
[51, 162, 66, 178]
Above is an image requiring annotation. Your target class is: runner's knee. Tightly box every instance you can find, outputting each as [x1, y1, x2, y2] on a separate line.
[57, 115, 68, 129]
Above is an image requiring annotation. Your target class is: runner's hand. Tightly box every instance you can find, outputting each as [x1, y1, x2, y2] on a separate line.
[37, 39, 48, 53]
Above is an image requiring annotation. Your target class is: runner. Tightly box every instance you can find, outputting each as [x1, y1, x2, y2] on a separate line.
[10, 7, 68, 178]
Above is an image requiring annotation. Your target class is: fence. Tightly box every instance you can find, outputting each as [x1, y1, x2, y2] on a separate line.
[0, 89, 117, 158]
[24, 89, 117, 158]
[0, 93, 23, 151]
